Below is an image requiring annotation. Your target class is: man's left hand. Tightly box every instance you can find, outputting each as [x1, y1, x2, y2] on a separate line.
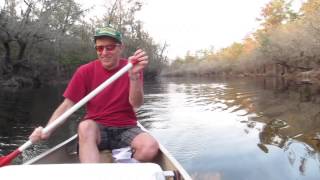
[129, 49, 148, 76]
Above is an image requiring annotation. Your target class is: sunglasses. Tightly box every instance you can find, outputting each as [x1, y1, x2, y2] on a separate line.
[95, 44, 120, 53]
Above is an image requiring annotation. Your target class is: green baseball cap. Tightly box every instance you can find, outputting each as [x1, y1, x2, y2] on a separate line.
[94, 26, 122, 43]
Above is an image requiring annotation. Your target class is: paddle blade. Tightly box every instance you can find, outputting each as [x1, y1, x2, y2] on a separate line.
[0, 149, 21, 167]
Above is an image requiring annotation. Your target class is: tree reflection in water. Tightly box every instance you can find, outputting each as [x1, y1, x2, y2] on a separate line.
[243, 78, 320, 177]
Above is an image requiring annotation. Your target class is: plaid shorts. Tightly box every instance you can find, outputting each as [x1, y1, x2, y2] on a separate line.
[97, 124, 144, 150]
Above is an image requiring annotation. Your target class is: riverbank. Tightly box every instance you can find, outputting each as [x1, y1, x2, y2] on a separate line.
[238, 69, 320, 84]
[162, 67, 320, 85]
[1, 64, 319, 90]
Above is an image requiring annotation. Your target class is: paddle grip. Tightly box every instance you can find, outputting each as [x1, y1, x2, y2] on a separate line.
[131, 58, 139, 65]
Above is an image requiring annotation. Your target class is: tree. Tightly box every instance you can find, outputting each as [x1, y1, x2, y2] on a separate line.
[258, 0, 298, 32]
[0, 0, 96, 88]
[255, 0, 297, 50]
[242, 36, 257, 55]
[300, 0, 320, 16]
[216, 43, 243, 62]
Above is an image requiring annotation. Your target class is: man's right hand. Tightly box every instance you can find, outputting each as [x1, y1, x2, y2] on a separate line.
[29, 126, 50, 143]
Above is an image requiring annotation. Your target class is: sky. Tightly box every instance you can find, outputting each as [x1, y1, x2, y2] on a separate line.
[76, 0, 294, 59]
[136, 0, 273, 59]
[138, 0, 304, 59]
[1, 0, 304, 59]
[75, 0, 272, 59]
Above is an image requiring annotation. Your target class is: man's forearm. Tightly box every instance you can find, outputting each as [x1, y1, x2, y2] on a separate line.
[29, 98, 74, 143]
[46, 99, 74, 133]
[129, 73, 144, 109]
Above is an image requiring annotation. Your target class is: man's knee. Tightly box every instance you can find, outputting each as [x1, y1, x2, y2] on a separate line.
[132, 133, 159, 161]
[78, 120, 99, 142]
[142, 140, 159, 158]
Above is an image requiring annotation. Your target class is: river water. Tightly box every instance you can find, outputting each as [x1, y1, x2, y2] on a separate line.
[0, 77, 320, 180]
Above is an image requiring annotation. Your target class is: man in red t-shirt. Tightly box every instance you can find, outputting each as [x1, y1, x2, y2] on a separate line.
[29, 26, 159, 162]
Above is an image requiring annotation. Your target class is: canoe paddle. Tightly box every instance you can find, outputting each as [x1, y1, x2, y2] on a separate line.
[0, 59, 139, 167]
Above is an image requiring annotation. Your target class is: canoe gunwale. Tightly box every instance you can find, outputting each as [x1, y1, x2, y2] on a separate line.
[24, 134, 78, 165]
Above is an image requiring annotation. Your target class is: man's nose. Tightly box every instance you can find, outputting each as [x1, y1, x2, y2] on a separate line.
[102, 48, 110, 55]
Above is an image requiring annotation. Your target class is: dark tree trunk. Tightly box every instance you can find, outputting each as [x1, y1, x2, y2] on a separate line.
[17, 41, 27, 61]
[12, 40, 33, 76]
[1, 41, 13, 75]
[3, 41, 11, 65]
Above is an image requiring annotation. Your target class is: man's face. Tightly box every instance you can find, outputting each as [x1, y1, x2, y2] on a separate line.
[95, 37, 122, 70]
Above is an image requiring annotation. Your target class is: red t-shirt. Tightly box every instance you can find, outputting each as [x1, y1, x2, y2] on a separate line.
[63, 59, 139, 127]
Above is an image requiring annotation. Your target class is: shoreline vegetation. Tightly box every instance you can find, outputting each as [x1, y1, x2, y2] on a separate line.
[1, 0, 320, 89]
[161, 0, 320, 85]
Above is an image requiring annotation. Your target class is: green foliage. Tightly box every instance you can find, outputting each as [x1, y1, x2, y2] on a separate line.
[0, 0, 168, 86]
[0, 0, 90, 79]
